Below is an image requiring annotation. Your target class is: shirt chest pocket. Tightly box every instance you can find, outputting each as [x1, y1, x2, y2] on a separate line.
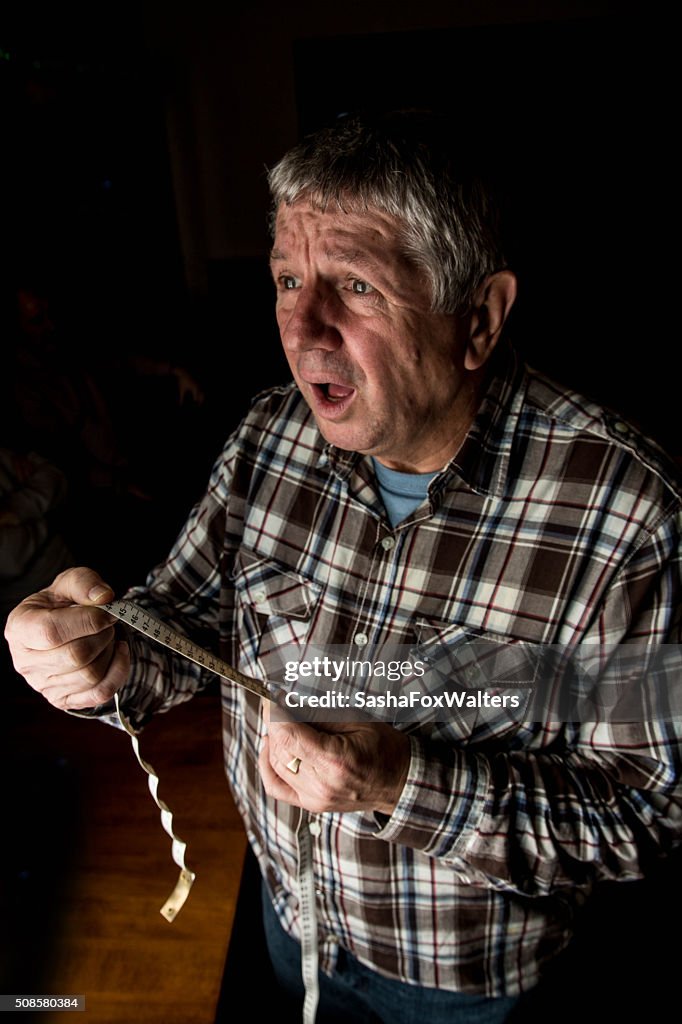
[412, 618, 536, 747]
[231, 551, 321, 682]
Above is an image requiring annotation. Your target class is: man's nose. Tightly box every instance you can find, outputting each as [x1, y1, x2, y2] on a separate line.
[279, 284, 342, 353]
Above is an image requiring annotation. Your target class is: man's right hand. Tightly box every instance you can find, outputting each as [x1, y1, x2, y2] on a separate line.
[4, 567, 130, 712]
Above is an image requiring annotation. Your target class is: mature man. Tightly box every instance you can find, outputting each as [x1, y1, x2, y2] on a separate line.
[6, 111, 682, 1023]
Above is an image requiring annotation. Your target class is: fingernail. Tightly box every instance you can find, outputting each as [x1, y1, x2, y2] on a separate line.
[88, 584, 112, 602]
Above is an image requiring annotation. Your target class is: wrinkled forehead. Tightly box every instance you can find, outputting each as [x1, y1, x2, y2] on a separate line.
[276, 197, 404, 237]
[271, 200, 416, 273]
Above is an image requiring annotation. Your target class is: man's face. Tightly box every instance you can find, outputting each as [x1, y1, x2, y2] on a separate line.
[271, 201, 476, 473]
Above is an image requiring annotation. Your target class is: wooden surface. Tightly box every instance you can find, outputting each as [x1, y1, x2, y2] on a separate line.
[1, 668, 247, 1023]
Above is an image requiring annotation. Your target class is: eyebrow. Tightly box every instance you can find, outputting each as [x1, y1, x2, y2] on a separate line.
[269, 247, 380, 269]
[324, 248, 378, 269]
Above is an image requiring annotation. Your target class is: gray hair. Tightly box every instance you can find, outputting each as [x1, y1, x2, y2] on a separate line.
[267, 110, 507, 314]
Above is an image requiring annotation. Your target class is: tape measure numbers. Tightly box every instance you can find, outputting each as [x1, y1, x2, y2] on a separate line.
[102, 599, 270, 699]
[297, 810, 320, 1024]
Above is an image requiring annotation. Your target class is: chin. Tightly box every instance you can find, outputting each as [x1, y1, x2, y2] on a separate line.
[314, 422, 369, 454]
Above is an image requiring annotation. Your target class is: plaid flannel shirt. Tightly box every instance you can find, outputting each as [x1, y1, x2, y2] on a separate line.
[116, 346, 682, 996]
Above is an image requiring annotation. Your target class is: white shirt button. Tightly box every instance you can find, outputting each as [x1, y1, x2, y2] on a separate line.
[612, 420, 629, 436]
[380, 536, 395, 551]
[354, 632, 369, 647]
[252, 590, 266, 604]
[308, 819, 322, 837]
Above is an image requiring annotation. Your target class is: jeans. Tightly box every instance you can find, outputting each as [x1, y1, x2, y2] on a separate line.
[261, 882, 520, 1024]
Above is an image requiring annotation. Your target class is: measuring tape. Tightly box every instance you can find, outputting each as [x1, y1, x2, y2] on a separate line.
[102, 599, 270, 699]
[296, 810, 320, 1024]
[113, 689, 196, 922]
[101, 598, 269, 921]
[102, 599, 320, 1019]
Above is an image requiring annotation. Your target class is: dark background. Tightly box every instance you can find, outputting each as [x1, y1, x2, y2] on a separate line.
[1, 2, 680, 1020]
[1, 1, 678, 583]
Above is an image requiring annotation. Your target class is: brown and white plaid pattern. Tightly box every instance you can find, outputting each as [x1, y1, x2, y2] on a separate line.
[117, 346, 682, 996]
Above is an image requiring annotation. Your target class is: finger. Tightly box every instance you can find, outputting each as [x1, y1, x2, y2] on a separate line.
[13, 601, 117, 653]
[46, 566, 115, 607]
[267, 719, 305, 770]
[268, 719, 336, 770]
[259, 737, 303, 805]
[260, 737, 342, 815]
[42, 641, 130, 711]
[37, 636, 126, 697]
[262, 731, 300, 783]
[27, 625, 117, 677]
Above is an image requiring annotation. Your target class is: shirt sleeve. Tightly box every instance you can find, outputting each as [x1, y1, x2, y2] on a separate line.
[375, 511, 682, 897]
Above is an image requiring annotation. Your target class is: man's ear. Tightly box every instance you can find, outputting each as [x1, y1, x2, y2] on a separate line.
[464, 271, 517, 371]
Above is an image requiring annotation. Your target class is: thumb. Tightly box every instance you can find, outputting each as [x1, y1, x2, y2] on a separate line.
[47, 566, 115, 607]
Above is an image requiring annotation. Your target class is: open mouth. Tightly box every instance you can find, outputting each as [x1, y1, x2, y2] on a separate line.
[316, 382, 355, 402]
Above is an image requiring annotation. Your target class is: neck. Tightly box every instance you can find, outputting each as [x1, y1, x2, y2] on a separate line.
[375, 374, 482, 474]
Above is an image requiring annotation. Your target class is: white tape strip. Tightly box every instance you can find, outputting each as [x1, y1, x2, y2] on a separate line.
[297, 809, 320, 1024]
[114, 692, 196, 922]
[104, 596, 319, 1018]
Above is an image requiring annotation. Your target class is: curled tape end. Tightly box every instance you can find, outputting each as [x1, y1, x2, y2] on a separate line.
[160, 867, 196, 923]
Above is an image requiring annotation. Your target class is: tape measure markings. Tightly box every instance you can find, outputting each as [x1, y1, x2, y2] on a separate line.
[102, 599, 270, 700]
[297, 810, 320, 1024]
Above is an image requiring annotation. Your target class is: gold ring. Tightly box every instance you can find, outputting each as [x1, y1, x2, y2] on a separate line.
[286, 756, 302, 775]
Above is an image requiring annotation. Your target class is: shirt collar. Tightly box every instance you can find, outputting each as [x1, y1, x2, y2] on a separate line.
[441, 342, 526, 498]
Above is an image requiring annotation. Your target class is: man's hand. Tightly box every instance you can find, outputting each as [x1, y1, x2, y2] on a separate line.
[259, 703, 410, 815]
[4, 567, 130, 712]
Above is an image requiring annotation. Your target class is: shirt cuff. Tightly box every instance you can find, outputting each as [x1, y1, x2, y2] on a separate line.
[63, 676, 148, 732]
[372, 734, 490, 859]
[65, 699, 124, 730]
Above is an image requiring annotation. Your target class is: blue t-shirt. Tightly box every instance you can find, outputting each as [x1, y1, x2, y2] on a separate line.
[372, 458, 439, 527]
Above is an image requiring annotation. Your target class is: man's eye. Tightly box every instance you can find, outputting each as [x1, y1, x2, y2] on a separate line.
[278, 275, 298, 290]
[350, 279, 373, 295]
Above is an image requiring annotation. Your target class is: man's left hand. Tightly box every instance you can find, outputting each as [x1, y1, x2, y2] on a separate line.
[259, 703, 410, 815]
